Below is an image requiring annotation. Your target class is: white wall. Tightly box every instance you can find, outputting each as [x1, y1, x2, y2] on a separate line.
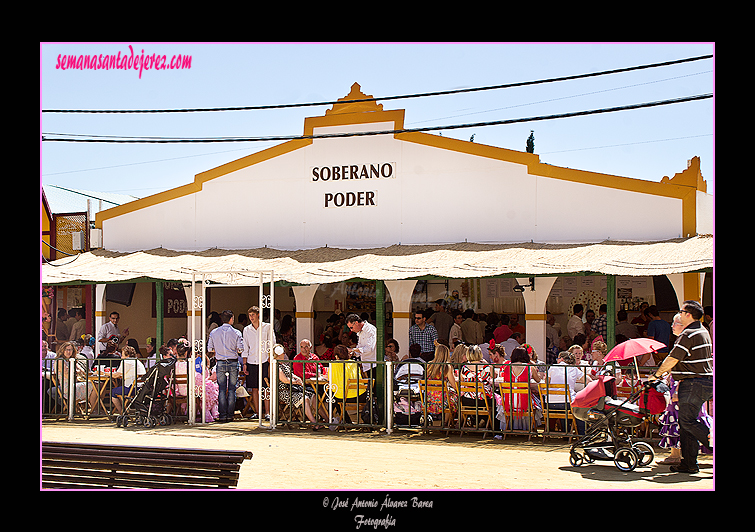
[102, 123, 690, 253]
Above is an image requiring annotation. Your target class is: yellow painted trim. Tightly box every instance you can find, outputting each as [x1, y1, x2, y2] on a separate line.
[393, 312, 412, 319]
[683, 272, 701, 301]
[95, 138, 312, 229]
[94, 83, 707, 239]
[525, 314, 547, 321]
[95, 310, 106, 317]
[295, 312, 313, 318]
[398, 131, 704, 237]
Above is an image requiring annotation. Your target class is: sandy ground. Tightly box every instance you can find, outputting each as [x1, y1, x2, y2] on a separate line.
[41, 418, 713, 494]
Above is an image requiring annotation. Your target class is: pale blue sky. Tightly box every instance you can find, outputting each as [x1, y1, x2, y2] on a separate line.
[40, 42, 714, 198]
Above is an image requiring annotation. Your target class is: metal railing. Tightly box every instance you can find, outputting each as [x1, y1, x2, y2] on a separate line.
[273, 359, 658, 438]
[44, 355, 664, 441]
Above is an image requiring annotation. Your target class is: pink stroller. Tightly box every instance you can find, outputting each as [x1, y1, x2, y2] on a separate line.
[569, 375, 668, 471]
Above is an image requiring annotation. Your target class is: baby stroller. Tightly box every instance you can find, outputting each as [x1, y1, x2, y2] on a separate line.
[116, 357, 176, 428]
[393, 359, 426, 427]
[568, 375, 669, 471]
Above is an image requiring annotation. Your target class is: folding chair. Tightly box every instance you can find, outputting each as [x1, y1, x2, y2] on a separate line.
[499, 381, 535, 441]
[457, 381, 493, 437]
[538, 380, 578, 443]
[419, 379, 455, 433]
[343, 378, 371, 426]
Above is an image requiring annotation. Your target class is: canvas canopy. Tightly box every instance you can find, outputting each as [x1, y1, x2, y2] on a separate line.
[42, 234, 713, 287]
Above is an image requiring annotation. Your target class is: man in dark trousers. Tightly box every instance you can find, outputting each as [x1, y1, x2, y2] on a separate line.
[650, 300, 713, 473]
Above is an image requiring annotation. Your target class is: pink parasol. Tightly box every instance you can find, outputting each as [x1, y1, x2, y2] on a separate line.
[604, 338, 667, 362]
[604, 338, 667, 376]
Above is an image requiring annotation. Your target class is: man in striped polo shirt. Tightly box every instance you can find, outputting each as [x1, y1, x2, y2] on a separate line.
[651, 300, 713, 473]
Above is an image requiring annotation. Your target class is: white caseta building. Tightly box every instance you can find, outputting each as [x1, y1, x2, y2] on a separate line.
[43, 83, 713, 368]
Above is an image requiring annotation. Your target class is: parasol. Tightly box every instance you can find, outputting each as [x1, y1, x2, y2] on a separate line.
[604, 338, 667, 376]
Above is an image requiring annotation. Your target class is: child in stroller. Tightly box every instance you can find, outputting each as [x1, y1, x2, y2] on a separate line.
[116, 357, 177, 428]
[569, 374, 669, 471]
[393, 357, 426, 427]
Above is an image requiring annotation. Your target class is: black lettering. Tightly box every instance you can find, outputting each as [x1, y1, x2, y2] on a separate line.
[366, 191, 375, 205]
[381, 163, 393, 178]
[324, 193, 333, 207]
[370, 164, 380, 179]
[360, 165, 368, 179]
[346, 192, 356, 206]
[350, 165, 359, 179]
[321, 167, 330, 181]
[334, 193, 344, 206]
[342, 166, 349, 180]
[312, 167, 319, 181]
[357, 191, 364, 206]
[333, 166, 340, 180]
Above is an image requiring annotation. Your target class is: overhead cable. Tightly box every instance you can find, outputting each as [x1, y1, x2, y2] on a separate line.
[42, 93, 713, 144]
[42, 54, 713, 114]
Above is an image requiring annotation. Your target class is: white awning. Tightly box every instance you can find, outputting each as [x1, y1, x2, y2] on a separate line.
[42, 235, 713, 286]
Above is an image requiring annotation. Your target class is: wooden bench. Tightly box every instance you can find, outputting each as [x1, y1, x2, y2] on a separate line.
[42, 441, 253, 489]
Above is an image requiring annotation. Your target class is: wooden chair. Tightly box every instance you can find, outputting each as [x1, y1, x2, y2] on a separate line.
[419, 379, 455, 433]
[342, 378, 371, 425]
[277, 377, 305, 424]
[538, 380, 578, 443]
[49, 372, 88, 418]
[116, 373, 144, 415]
[457, 381, 493, 437]
[498, 381, 535, 441]
[171, 373, 189, 416]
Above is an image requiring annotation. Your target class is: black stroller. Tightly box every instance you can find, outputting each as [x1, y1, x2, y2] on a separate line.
[393, 358, 426, 427]
[568, 375, 669, 471]
[116, 357, 176, 428]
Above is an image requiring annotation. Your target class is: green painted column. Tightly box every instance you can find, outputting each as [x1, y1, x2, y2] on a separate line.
[606, 275, 616, 350]
[156, 281, 164, 359]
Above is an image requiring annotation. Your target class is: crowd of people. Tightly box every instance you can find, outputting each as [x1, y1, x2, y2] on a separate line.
[43, 297, 713, 472]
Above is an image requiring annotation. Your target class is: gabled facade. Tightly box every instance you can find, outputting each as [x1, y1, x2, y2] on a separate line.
[96, 83, 712, 253]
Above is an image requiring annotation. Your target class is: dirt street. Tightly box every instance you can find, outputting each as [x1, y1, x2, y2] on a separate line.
[41, 418, 713, 493]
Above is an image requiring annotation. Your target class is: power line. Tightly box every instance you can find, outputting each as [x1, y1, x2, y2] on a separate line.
[42, 54, 712, 114]
[42, 93, 713, 144]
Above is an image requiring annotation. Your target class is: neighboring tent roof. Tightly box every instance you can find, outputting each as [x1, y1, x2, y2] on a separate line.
[41, 235, 713, 286]
[43, 184, 138, 216]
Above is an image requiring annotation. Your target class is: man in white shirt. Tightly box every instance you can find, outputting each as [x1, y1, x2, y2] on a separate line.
[97, 311, 129, 352]
[567, 304, 585, 341]
[242, 306, 273, 419]
[346, 313, 377, 378]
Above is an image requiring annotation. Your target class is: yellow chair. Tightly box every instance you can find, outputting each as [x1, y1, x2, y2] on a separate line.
[457, 381, 493, 437]
[498, 381, 535, 441]
[343, 378, 372, 425]
[538, 380, 578, 443]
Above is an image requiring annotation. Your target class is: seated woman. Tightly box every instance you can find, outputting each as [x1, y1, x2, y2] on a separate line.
[545, 350, 587, 435]
[327, 344, 368, 425]
[500, 346, 542, 430]
[274, 343, 329, 429]
[425, 342, 457, 426]
[589, 339, 609, 378]
[459, 345, 494, 426]
[92, 338, 121, 371]
[110, 345, 146, 414]
[50, 341, 98, 412]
